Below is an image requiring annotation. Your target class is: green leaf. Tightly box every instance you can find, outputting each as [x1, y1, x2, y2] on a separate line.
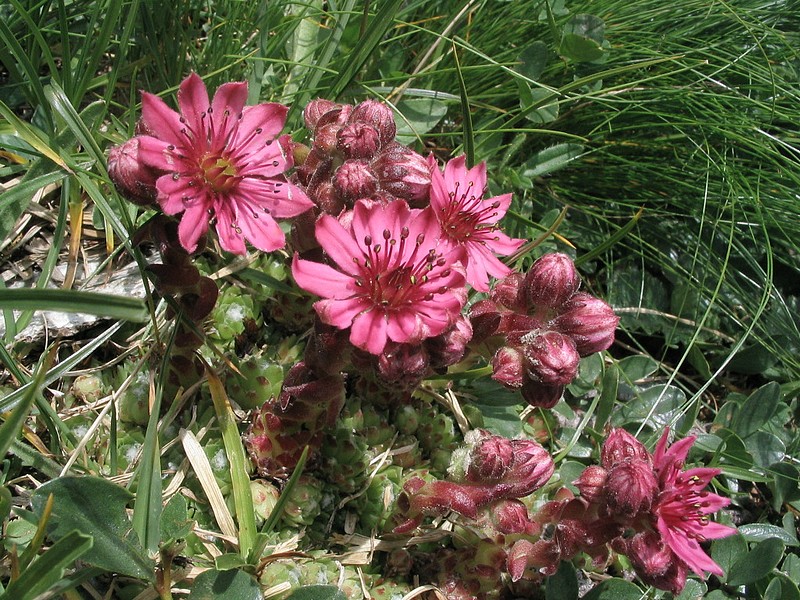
[728, 537, 784, 586]
[30, 476, 154, 580]
[522, 143, 584, 178]
[520, 85, 559, 124]
[0, 289, 148, 322]
[582, 578, 643, 599]
[738, 523, 799, 546]
[616, 355, 659, 382]
[745, 431, 785, 468]
[160, 494, 194, 544]
[716, 430, 754, 470]
[0, 169, 68, 244]
[732, 382, 782, 439]
[188, 569, 263, 600]
[0, 486, 11, 523]
[674, 578, 706, 599]
[772, 575, 800, 600]
[546, 560, 578, 600]
[394, 98, 448, 145]
[595, 362, 618, 431]
[517, 41, 550, 80]
[559, 14, 605, 63]
[711, 533, 748, 577]
[0, 531, 92, 600]
[284, 585, 346, 600]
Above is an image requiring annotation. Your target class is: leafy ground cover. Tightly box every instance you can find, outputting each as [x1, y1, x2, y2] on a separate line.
[1, 1, 800, 599]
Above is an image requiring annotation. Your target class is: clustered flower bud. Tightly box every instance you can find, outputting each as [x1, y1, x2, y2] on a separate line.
[469, 252, 618, 408]
[292, 98, 431, 224]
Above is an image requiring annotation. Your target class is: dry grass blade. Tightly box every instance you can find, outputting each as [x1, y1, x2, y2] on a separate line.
[180, 428, 238, 542]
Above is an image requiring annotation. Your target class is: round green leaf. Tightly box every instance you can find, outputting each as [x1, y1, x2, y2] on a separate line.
[188, 569, 263, 600]
[728, 537, 785, 586]
[738, 523, 798, 546]
[583, 578, 643, 599]
[546, 561, 579, 600]
[284, 585, 346, 600]
[745, 431, 785, 468]
[732, 382, 782, 439]
[517, 41, 550, 80]
[711, 533, 748, 578]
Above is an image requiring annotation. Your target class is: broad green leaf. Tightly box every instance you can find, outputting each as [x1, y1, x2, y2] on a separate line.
[546, 560, 578, 600]
[711, 533, 748, 577]
[716, 430, 754, 470]
[188, 569, 263, 600]
[582, 578, 643, 599]
[783, 553, 800, 580]
[772, 575, 800, 600]
[30, 476, 154, 580]
[595, 362, 618, 431]
[522, 143, 584, 178]
[675, 578, 706, 599]
[559, 14, 605, 63]
[394, 98, 448, 145]
[0, 486, 11, 522]
[616, 355, 659, 382]
[520, 85, 559, 124]
[745, 431, 785, 468]
[732, 382, 782, 439]
[160, 494, 194, 544]
[284, 585, 346, 600]
[0, 289, 147, 322]
[0, 531, 92, 600]
[764, 578, 785, 600]
[728, 537, 784, 586]
[517, 41, 550, 80]
[738, 523, 798, 546]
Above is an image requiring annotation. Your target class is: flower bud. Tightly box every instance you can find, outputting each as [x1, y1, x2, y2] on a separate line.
[601, 428, 651, 469]
[622, 531, 688, 595]
[604, 458, 658, 517]
[522, 253, 581, 309]
[337, 122, 381, 159]
[523, 330, 580, 385]
[303, 98, 341, 130]
[554, 292, 618, 355]
[350, 98, 397, 144]
[468, 299, 502, 343]
[371, 143, 431, 204]
[490, 499, 536, 535]
[464, 430, 515, 482]
[520, 381, 564, 409]
[107, 138, 159, 206]
[574, 465, 608, 503]
[491, 346, 525, 388]
[506, 438, 555, 497]
[376, 342, 429, 389]
[333, 159, 379, 201]
[426, 315, 473, 370]
[490, 272, 525, 311]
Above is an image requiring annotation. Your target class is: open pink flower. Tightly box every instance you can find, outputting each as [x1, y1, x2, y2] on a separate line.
[292, 199, 468, 355]
[429, 155, 525, 292]
[136, 73, 312, 253]
[651, 428, 736, 578]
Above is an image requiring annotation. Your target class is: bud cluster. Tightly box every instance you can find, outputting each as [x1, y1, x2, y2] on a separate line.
[470, 252, 619, 408]
[293, 98, 430, 219]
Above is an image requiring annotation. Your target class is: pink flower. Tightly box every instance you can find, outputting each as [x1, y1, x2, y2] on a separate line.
[291, 199, 468, 355]
[429, 155, 525, 292]
[136, 73, 312, 254]
[651, 429, 736, 578]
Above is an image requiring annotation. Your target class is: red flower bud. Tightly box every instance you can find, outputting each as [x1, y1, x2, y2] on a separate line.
[337, 122, 381, 159]
[554, 292, 618, 355]
[426, 315, 473, 370]
[490, 272, 526, 311]
[491, 346, 525, 388]
[522, 252, 581, 309]
[468, 299, 502, 343]
[303, 98, 341, 130]
[350, 99, 397, 144]
[371, 143, 431, 204]
[604, 458, 658, 517]
[491, 499, 536, 535]
[333, 159, 378, 201]
[520, 381, 564, 409]
[107, 138, 159, 206]
[601, 428, 651, 469]
[523, 330, 580, 385]
[464, 430, 515, 482]
[574, 465, 608, 503]
[622, 531, 688, 595]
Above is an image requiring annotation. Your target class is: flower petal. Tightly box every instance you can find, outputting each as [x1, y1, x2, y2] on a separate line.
[350, 308, 388, 355]
[292, 255, 357, 299]
[314, 214, 364, 275]
[235, 202, 285, 252]
[177, 72, 210, 141]
[155, 173, 203, 215]
[214, 203, 247, 255]
[137, 135, 183, 171]
[177, 204, 210, 253]
[140, 92, 184, 146]
[316, 297, 372, 329]
[236, 178, 313, 218]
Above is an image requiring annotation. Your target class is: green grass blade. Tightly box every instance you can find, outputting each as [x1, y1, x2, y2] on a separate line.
[328, 0, 405, 99]
[0, 288, 147, 322]
[0, 531, 93, 600]
[452, 41, 474, 166]
[206, 364, 257, 561]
